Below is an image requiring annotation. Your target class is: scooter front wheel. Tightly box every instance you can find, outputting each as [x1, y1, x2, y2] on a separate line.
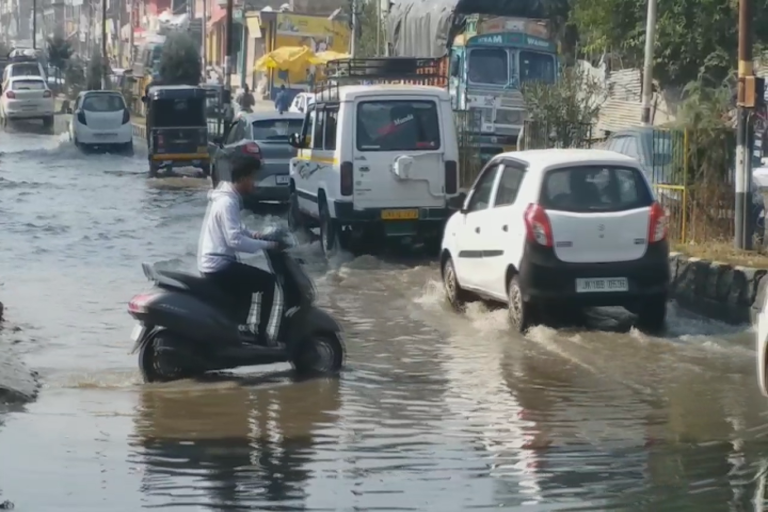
[291, 332, 344, 376]
[139, 332, 196, 383]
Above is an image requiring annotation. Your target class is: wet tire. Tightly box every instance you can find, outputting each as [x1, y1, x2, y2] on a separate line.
[292, 332, 344, 376]
[442, 256, 471, 312]
[634, 294, 667, 334]
[122, 142, 134, 156]
[42, 116, 54, 131]
[319, 201, 338, 259]
[507, 274, 536, 333]
[138, 332, 192, 383]
[288, 191, 306, 233]
[148, 162, 160, 178]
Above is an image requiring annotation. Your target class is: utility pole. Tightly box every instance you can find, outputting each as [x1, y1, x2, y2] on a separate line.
[32, 0, 37, 48]
[101, 0, 107, 89]
[350, 0, 357, 57]
[128, 0, 134, 64]
[224, 0, 233, 107]
[375, 0, 380, 56]
[117, 0, 124, 67]
[201, 0, 207, 75]
[735, 0, 754, 250]
[640, 0, 657, 125]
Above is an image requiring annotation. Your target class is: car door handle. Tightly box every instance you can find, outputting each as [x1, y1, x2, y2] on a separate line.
[475, 227, 480, 233]
[502, 225, 508, 232]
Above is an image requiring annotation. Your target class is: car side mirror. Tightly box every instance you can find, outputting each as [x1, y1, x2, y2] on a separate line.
[447, 192, 467, 212]
[288, 133, 304, 149]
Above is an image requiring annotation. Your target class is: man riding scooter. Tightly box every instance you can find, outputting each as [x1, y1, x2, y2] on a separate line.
[198, 156, 278, 345]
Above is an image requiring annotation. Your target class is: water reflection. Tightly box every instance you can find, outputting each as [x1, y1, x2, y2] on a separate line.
[131, 376, 341, 510]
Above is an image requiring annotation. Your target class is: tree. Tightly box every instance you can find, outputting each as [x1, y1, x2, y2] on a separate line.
[520, 64, 606, 148]
[571, 0, 768, 89]
[86, 49, 109, 90]
[347, 0, 383, 57]
[158, 32, 202, 85]
[46, 35, 73, 93]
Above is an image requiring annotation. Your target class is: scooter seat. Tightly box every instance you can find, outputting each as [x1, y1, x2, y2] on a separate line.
[157, 270, 234, 307]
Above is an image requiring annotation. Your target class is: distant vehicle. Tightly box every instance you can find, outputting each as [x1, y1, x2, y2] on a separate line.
[2, 60, 46, 84]
[210, 111, 304, 207]
[605, 126, 765, 243]
[202, 83, 224, 118]
[142, 85, 210, 177]
[0, 75, 55, 130]
[289, 92, 315, 114]
[440, 149, 670, 334]
[67, 90, 133, 154]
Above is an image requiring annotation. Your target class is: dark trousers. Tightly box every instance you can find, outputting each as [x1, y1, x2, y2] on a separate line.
[204, 262, 276, 335]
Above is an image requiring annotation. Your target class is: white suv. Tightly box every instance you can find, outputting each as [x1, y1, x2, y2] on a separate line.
[440, 149, 670, 333]
[288, 83, 460, 257]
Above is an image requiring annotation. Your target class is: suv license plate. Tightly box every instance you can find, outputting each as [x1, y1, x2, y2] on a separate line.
[381, 209, 419, 220]
[276, 175, 290, 185]
[576, 278, 628, 293]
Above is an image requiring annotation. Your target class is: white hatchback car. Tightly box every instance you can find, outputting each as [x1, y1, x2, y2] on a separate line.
[440, 149, 670, 333]
[0, 75, 55, 129]
[68, 90, 133, 153]
[288, 92, 314, 114]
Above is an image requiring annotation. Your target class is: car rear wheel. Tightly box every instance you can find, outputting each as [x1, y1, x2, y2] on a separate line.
[634, 294, 667, 334]
[319, 202, 338, 258]
[507, 275, 537, 333]
[148, 162, 160, 178]
[288, 191, 307, 233]
[42, 116, 53, 131]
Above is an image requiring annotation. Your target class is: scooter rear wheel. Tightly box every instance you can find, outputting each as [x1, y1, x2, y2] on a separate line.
[292, 332, 344, 376]
[139, 332, 194, 383]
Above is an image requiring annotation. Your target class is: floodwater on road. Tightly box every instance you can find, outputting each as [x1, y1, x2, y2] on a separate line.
[2, 129, 768, 511]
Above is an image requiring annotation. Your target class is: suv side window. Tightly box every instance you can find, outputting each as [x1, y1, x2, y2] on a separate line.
[324, 105, 339, 150]
[494, 165, 525, 207]
[301, 105, 315, 147]
[467, 163, 501, 212]
[312, 107, 325, 149]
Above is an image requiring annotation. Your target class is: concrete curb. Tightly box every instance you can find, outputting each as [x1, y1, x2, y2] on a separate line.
[669, 252, 767, 325]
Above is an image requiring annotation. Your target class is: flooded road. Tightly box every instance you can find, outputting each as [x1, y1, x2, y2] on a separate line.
[2, 130, 768, 511]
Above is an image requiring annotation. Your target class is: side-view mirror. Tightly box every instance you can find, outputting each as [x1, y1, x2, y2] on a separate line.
[288, 133, 304, 149]
[447, 192, 467, 212]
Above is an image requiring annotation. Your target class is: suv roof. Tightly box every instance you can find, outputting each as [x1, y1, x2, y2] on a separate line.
[329, 84, 450, 103]
[497, 148, 638, 170]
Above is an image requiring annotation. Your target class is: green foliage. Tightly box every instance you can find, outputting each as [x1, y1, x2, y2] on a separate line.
[571, 0, 768, 88]
[347, 0, 383, 57]
[86, 50, 108, 90]
[159, 32, 202, 85]
[46, 35, 73, 71]
[65, 58, 86, 98]
[520, 65, 605, 148]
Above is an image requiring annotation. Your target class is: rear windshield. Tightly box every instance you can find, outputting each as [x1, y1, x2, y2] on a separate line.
[152, 98, 205, 127]
[82, 94, 125, 112]
[356, 100, 440, 151]
[252, 118, 304, 141]
[540, 165, 653, 212]
[10, 64, 40, 77]
[11, 79, 45, 90]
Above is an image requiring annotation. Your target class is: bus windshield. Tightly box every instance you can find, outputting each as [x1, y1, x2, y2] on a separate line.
[520, 51, 556, 83]
[468, 48, 509, 86]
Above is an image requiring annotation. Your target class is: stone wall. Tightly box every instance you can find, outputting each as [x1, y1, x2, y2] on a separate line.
[670, 252, 768, 324]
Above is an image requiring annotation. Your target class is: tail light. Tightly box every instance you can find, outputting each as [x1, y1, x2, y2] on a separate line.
[648, 201, 667, 242]
[5, 91, 15, 99]
[445, 160, 458, 194]
[76, 110, 86, 125]
[43, 90, 51, 98]
[524, 203, 553, 247]
[340, 161, 353, 196]
[128, 293, 156, 314]
[122, 108, 130, 124]
[156, 134, 164, 147]
[242, 142, 261, 155]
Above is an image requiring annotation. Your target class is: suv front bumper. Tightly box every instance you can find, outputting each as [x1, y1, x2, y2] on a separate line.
[333, 201, 450, 238]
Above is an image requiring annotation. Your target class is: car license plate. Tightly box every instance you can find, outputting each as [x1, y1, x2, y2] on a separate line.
[276, 175, 290, 185]
[95, 132, 117, 138]
[129, 324, 146, 354]
[381, 209, 419, 220]
[575, 277, 629, 293]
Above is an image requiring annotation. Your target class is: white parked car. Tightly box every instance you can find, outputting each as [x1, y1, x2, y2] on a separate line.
[440, 149, 671, 333]
[68, 90, 133, 153]
[0, 75, 55, 129]
[289, 92, 314, 114]
[758, 299, 768, 396]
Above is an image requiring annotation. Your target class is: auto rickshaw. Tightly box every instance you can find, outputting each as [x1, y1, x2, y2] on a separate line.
[142, 85, 210, 178]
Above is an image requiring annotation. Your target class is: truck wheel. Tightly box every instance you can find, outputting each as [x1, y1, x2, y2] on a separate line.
[634, 294, 667, 334]
[319, 201, 338, 258]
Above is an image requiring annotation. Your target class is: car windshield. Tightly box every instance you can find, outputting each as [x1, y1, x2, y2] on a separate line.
[252, 118, 304, 141]
[468, 48, 509, 85]
[152, 98, 205, 127]
[82, 94, 125, 112]
[540, 165, 654, 213]
[10, 64, 40, 77]
[11, 79, 45, 90]
[519, 51, 556, 83]
[356, 100, 441, 151]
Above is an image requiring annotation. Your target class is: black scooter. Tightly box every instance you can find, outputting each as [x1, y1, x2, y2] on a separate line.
[127, 228, 345, 382]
